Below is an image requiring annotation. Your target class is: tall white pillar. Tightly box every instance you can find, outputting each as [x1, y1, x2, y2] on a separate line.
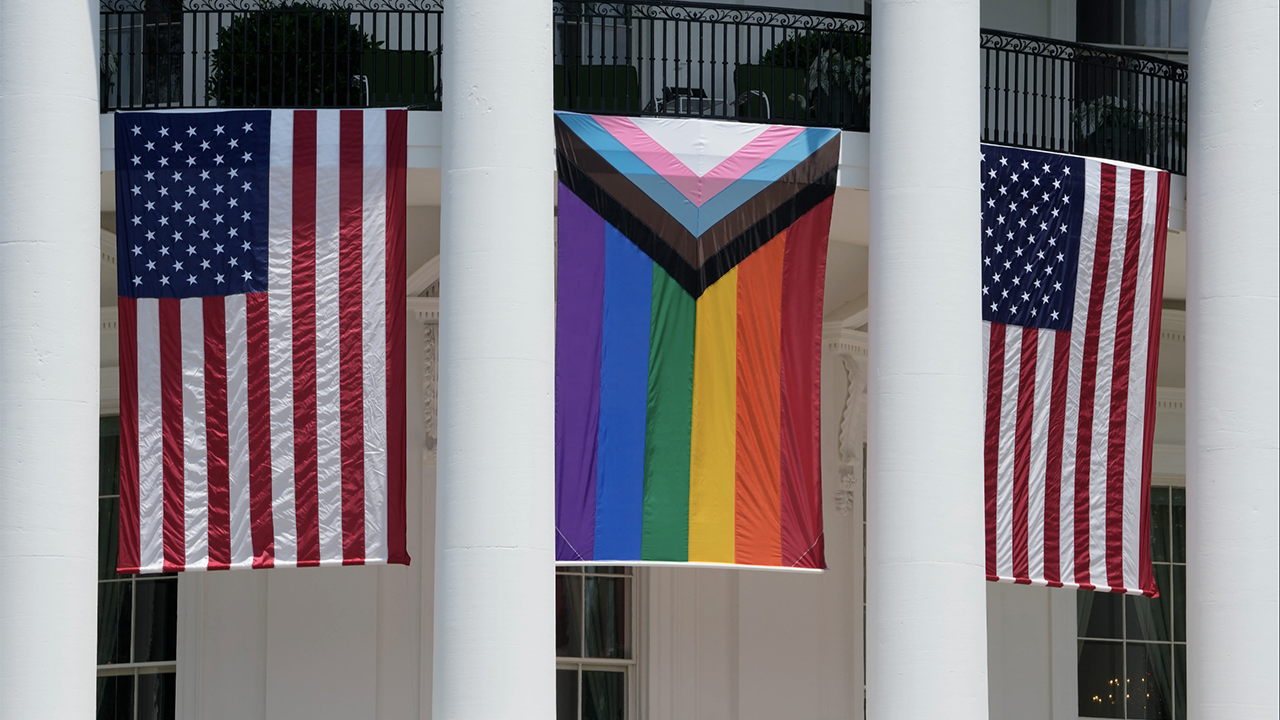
[866, 2, 989, 719]
[0, 1, 101, 718]
[433, 1, 555, 718]
[1186, 2, 1279, 718]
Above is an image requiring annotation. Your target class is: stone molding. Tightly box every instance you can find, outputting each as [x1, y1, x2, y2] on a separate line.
[825, 326, 868, 517]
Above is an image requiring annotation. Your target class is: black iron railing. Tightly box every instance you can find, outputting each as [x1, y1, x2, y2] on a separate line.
[100, 0, 443, 111]
[981, 30, 1188, 175]
[98, 2, 1189, 174]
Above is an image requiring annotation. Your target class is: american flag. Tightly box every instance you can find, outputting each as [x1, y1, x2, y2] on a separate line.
[114, 109, 408, 573]
[981, 145, 1168, 596]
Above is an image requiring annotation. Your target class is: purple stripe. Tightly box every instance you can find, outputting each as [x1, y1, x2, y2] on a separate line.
[555, 183, 605, 561]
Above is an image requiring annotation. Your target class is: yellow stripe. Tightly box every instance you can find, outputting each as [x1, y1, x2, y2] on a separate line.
[687, 267, 738, 563]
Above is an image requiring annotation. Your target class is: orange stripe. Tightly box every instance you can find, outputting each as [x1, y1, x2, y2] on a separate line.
[734, 232, 786, 565]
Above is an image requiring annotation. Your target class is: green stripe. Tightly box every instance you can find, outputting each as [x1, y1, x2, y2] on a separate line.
[641, 263, 696, 561]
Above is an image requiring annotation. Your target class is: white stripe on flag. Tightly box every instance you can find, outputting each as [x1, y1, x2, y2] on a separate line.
[224, 294, 254, 568]
[269, 110, 297, 566]
[362, 110, 389, 562]
[315, 109, 345, 565]
[136, 298, 165, 574]
[996, 324, 1021, 580]
[181, 298, 209, 570]
[1026, 327, 1055, 581]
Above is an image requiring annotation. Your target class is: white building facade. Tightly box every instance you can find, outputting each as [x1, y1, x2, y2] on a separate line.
[0, 0, 1275, 719]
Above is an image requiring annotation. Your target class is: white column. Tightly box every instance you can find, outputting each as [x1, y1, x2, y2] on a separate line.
[866, 2, 989, 719]
[0, 1, 101, 718]
[1186, 2, 1280, 718]
[433, 1, 555, 718]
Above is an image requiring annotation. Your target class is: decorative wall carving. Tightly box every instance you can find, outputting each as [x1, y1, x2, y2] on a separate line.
[408, 297, 440, 454]
[827, 330, 868, 517]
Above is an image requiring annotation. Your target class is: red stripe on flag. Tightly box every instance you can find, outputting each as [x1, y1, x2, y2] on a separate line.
[984, 323, 1005, 581]
[246, 292, 275, 567]
[117, 297, 141, 574]
[292, 110, 321, 567]
[1012, 326, 1038, 582]
[158, 298, 186, 572]
[204, 297, 230, 570]
[1073, 163, 1117, 589]
[384, 109, 410, 565]
[778, 197, 832, 568]
[1105, 169, 1145, 589]
[1042, 329, 1071, 586]
[338, 110, 367, 564]
[1137, 172, 1170, 598]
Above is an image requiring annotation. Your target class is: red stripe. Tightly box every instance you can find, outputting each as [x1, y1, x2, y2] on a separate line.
[203, 297, 230, 570]
[1138, 172, 1170, 598]
[338, 110, 366, 564]
[1105, 169, 1145, 588]
[158, 298, 185, 572]
[1041, 329, 1071, 586]
[778, 197, 832, 568]
[384, 110, 410, 565]
[292, 110, 321, 567]
[1073, 163, 1117, 589]
[245, 292, 275, 567]
[1012, 327, 1037, 583]
[117, 298, 141, 574]
[983, 323, 1005, 581]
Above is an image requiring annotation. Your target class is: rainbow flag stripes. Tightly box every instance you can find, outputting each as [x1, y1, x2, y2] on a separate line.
[555, 113, 839, 570]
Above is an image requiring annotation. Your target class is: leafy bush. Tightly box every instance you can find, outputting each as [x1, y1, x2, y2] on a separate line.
[206, 2, 381, 108]
[757, 31, 870, 125]
[759, 30, 868, 69]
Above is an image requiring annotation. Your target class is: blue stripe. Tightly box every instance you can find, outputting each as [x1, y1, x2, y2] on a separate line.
[593, 224, 653, 561]
[694, 127, 840, 233]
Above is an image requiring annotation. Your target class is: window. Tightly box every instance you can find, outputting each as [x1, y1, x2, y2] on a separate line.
[1077, 0, 1189, 49]
[556, 566, 635, 720]
[1078, 486, 1186, 719]
[98, 417, 178, 720]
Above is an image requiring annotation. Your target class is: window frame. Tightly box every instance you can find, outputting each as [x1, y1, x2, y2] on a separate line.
[556, 565, 641, 720]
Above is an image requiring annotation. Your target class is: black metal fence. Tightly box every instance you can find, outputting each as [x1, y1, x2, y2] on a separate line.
[98, 2, 1188, 174]
[981, 31, 1188, 174]
[100, 0, 443, 111]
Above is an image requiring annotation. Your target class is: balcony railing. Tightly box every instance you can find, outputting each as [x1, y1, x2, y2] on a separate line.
[99, 1, 1189, 174]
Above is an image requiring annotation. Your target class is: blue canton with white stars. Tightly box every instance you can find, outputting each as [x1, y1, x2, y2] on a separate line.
[980, 145, 1085, 332]
[116, 111, 271, 299]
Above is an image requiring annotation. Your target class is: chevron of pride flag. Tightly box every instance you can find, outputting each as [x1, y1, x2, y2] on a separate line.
[113, 109, 408, 573]
[981, 144, 1169, 596]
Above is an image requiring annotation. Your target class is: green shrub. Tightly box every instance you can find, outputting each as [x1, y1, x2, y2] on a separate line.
[206, 2, 381, 108]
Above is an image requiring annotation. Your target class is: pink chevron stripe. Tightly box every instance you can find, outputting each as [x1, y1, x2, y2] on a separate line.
[593, 116, 804, 207]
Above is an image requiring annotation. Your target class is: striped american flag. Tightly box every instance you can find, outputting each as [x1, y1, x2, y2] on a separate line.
[980, 145, 1168, 596]
[114, 109, 408, 573]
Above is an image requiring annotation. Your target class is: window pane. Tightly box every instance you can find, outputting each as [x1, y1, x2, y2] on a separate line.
[585, 576, 629, 659]
[1127, 643, 1173, 719]
[582, 670, 625, 720]
[1078, 640, 1124, 718]
[1127, 566, 1171, 642]
[1171, 488, 1185, 563]
[97, 674, 134, 720]
[556, 573, 583, 658]
[1078, 0, 1123, 44]
[1172, 564, 1185, 643]
[585, 566, 625, 575]
[100, 417, 121, 496]
[97, 581, 132, 665]
[1174, 645, 1187, 720]
[1079, 590, 1124, 638]
[556, 669, 578, 720]
[134, 578, 178, 662]
[1149, 486, 1170, 563]
[100, 498, 123, 581]
[137, 671, 177, 720]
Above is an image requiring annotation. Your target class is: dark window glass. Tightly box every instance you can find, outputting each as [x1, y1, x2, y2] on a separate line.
[556, 573, 584, 658]
[1149, 486, 1170, 563]
[100, 498, 123, 581]
[1080, 590, 1124, 639]
[582, 670, 625, 720]
[1078, 0, 1123, 44]
[1079, 640, 1125, 718]
[100, 417, 122, 496]
[134, 579, 178, 663]
[1171, 488, 1185, 563]
[1173, 645, 1187, 719]
[137, 671, 177, 720]
[585, 575, 629, 659]
[1126, 643, 1172, 718]
[97, 675, 135, 720]
[556, 669, 578, 720]
[1126, 568, 1171, 642]
[97, 583, 133, 665]
[1172, 564, 1185, 643]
